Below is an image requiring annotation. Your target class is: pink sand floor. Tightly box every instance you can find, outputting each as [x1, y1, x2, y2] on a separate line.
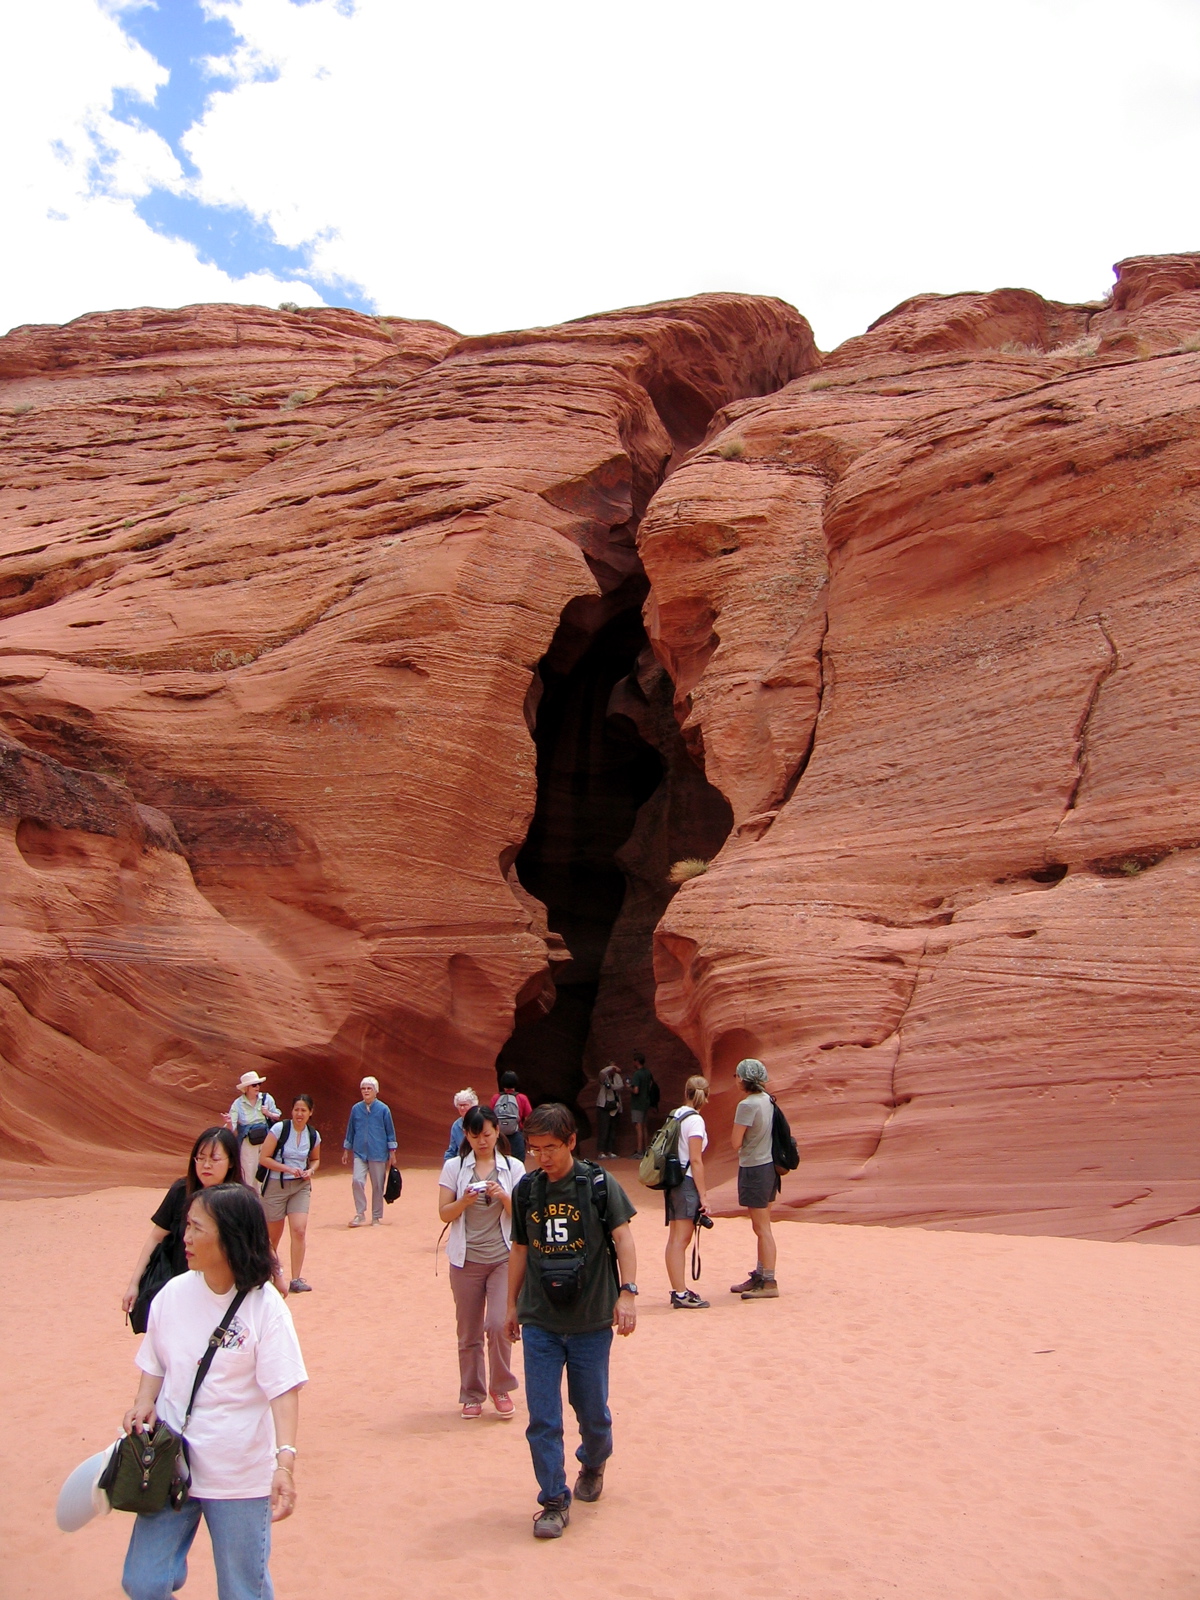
[4, 1165, 1198, 1600]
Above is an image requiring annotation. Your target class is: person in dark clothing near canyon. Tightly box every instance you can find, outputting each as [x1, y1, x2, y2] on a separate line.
[505, 1103, 639, 1539]
[628, 1050, 656, 1155]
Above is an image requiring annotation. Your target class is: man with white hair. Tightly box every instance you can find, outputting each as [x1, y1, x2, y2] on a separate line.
[444, 1088, 479, 1160]
[341, 1076, 398, 1227]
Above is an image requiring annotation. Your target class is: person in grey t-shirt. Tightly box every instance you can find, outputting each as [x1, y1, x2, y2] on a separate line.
[730, 1058, 780, 1300]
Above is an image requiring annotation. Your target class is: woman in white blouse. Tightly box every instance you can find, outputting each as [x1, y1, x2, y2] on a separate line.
[437, 1105, 525, 1419]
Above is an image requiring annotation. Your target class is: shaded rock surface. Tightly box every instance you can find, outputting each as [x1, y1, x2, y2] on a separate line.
[645, 255, 1200, 1239]
[0, 295, 815, 1183]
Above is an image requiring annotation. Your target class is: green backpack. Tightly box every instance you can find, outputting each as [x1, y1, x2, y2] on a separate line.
[637, 1108, 690, 1190]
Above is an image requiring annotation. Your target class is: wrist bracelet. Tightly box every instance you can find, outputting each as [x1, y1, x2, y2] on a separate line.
[276, 1445, 297, 1457]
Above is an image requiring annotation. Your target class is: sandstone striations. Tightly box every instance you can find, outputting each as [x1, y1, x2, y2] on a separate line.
[5, 260, 1200, 1238]
[0, 296, 814, 1186]
[646, 255, 1200, 1239]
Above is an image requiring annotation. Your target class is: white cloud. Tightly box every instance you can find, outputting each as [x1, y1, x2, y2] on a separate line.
[5, 0, 1200, 342]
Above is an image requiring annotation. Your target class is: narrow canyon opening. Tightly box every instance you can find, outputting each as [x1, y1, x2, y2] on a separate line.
[497, 574, 733, 1126]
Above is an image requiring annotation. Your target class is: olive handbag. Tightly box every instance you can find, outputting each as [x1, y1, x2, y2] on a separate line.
[100, 1289, 249, 1515]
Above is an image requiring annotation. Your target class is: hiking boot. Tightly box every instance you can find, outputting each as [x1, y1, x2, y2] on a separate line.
[670, 1289, 710, 1309]
[532, 1497, 570, 1537]
[741, 1277, 780, 1299]
[730, 1269, 763, 1294]
[573, 1463, 605, 1502]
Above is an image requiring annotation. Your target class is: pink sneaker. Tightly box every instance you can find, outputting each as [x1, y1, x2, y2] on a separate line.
[461, 1402, 483, 1419]
[492, 1393, 515, 1419]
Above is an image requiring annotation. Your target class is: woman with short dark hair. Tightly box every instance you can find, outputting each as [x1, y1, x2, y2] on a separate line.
[120, 1183, 307, 1600]
[122, 1128, 245, 1322]
[438, 1105, 525, 1419]
[730, 1058, 780, 1299]
[490, 1071, 532, 1162]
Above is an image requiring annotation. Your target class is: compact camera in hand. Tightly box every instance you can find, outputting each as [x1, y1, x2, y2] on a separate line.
[695, 1210, 714, 1230]
[468, 1181, 491, 1200]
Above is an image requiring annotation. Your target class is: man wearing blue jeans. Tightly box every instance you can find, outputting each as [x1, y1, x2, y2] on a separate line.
[340, 1076, 398, 1225]
[505, 1102, 638, 1539]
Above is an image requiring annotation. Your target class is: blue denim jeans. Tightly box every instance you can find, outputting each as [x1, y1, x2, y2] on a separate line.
[521, 1322, 613, 1505]
[122, 1496, 273, 1600]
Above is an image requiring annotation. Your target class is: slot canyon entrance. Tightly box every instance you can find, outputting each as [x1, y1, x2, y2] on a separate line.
[497, 575, 733, 1127]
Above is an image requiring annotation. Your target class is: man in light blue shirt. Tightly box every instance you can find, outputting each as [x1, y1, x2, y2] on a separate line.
[341, 1076, 398, 1226]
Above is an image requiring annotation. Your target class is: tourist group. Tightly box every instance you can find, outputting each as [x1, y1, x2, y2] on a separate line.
[83, 1054, 794, 1597]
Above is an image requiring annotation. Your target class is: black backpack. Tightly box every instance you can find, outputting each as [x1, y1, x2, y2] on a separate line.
[647, 1073, 661, 1110]
[257, 1121, 319, 1190]
[769, 1096, 799, 1174]
[515, 1160, 618, 1298]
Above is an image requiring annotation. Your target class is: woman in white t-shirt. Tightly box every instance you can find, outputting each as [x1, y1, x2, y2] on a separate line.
[120, 1182, 307, 1600]
[664, 1075, 711, 1310]
[437, 1105, 525, 1420]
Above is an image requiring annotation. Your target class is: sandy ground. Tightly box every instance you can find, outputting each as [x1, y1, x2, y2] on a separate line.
[4, 1164, 1198, 1600]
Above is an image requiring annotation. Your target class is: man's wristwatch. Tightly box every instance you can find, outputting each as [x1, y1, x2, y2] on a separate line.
[619, 1282, 639, 1296]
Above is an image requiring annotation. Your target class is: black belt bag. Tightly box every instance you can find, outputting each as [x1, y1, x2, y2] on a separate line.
[539, 1256, 585, 1309]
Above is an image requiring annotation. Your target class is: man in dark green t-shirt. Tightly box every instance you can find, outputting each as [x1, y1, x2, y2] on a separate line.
[505, 1102, 638, 1539]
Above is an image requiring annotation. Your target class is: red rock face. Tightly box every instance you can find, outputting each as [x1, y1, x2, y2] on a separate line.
[645, 255, 1200, 1239]
[0, 296, 815, 1185]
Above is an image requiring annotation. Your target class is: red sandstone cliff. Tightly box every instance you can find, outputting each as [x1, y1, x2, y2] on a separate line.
[5, 261, 1200, 1238]
[645, 255, 1200, 1239]
[0, 296, 814, 1187]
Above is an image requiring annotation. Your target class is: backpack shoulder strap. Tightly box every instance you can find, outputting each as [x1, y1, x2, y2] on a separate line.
[182, 1288, 249, 1430]
[261, 1121, 290, 1194]
[574, 1159, 611, 1232]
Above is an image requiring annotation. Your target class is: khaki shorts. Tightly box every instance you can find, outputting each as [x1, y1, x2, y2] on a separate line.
[261, 1176, 312, 1221]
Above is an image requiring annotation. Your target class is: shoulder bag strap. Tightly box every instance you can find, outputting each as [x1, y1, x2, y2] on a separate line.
[182, 1288, 249, 1431]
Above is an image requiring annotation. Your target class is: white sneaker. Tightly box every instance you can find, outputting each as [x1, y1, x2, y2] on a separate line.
[349, 1216, 367, 1228]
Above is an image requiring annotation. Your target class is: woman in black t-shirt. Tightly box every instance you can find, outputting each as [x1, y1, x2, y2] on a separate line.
[121, 1127, 244, 1314]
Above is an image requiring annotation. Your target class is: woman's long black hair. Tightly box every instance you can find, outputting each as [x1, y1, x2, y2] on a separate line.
[185, 1127, 244, 1196]
[187, 1183, 274, 1290]
[461, 1104, 511, 1159]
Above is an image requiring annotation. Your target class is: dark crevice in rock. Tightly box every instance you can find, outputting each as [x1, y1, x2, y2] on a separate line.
[497, 585, 732, 1126]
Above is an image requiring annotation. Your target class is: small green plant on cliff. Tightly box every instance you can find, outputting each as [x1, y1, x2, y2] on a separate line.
[280, 390, 312, 411]
[717, 439, 745, 461]
[1177, 335, 1200, 354]
[808, 376, 835, 391]
[668, 858, 710, 885]
[999, 340, 1043, 356]
[278, 301, 301, 313]
[12, 402, 34, 415]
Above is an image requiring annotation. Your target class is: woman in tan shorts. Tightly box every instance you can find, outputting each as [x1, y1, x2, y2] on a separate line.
[259, 1094, 321, 1293]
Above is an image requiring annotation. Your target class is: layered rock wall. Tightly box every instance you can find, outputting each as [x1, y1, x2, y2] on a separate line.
[645, 256, 1200, 1238]
[0, 296, 814, 1185]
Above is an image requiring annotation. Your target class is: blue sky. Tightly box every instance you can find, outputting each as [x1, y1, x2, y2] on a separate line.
[105, 0, 370, 309]
[4, 0, 1199, 342]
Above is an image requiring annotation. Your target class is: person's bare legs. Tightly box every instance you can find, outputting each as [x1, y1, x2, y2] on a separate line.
[665, 1218, 693, 1292]
[750, 1207, 777, 1273]
[287, 1212, 309, 1281]
[267, 1218, 286, 1255]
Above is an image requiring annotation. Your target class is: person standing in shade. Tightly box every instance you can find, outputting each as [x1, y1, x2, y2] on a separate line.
[444, 1088, 479, 1161]
[505, 1102, 639, 1540]
[628, 1051, 655, 1156]
[730, 1057, 780, 1299]
[438, 1104, 525, 1419]
[594, 1061, 625, 1159]
[664, 1075, 711, 1309]
[490, 1071, 532, 1162]
[340, 1076, 398, 1227]
[227, 1072, 280, 1186]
